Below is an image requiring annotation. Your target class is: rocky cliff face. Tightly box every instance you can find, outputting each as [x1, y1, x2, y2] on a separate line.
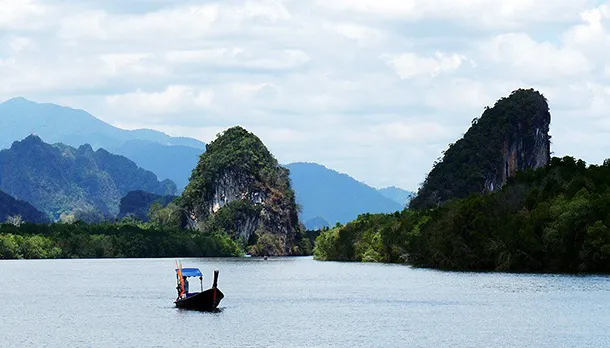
[182, 126, 301, 255]
[483, 93, 551, 192]
[209, 171, 266, 214]
[410, 88, 551, 210]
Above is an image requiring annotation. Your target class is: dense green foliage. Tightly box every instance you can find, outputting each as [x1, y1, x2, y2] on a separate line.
[201, 200, 261, 236]
[0, 190, 49, 223]
[182, 127, 302, 255]
[0, 135, 176, 220]
[410, 88, 551, 210]
[315, 157, 610, 273]
[0, 220, 243, 259]
[0, 196, 314, 260]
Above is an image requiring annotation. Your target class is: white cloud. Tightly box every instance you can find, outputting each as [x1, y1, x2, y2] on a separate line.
[481, 33, 593, 80]
[7, 37, 32, 52]
[420, 78, 508, 111]
[238, 0, 292, 22]
[165, 48, 310, 70]
[563, 3, 610, 63]
[370, 121, 451, 141]
[382, 51, 465, 79]
[317, 0, 417, 18]
[330, 23, 385, 45]
[57, 5, 220, 42]
[1, 0, 610, 190]
[0, 0, 46, 29]
[100, 53, 156, 75]
[105, 85, 214, 118]
[316, 0, 594, 27]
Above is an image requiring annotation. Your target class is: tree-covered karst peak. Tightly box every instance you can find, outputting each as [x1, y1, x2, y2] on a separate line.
[410, 88, 551, 210]
[182, 126, 302, 255]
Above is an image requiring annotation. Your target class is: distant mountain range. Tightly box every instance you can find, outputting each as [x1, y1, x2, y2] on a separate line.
[377, 186, 415, 207]
[0, 97, 413, 226]
[113, 140, 201, 190]
[285, 162, 404, 226]
[0, 135, 175, 220]
[0, 97, 204, 191]
[303, 216, 332, 230]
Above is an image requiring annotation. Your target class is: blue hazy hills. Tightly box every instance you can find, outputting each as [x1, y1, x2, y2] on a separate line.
[0, 97, 412, 226]
[0, 97, 204, 191]
[285, 162, 410, 227]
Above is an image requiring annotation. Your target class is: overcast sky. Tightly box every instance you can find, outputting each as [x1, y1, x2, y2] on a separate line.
[2, 0, 610, 191]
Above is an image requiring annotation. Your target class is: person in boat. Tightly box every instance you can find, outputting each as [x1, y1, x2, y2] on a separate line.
[176, 275, 183, 297]
[183, 276, 189, 294]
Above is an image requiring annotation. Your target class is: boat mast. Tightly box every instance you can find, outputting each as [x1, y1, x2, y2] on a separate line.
[175, 260, 185, 298]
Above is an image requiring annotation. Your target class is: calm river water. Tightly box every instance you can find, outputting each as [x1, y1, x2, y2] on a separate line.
[1, 257, 609, 347]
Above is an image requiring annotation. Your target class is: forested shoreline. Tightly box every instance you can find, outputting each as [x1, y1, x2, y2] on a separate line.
[314, 157, 610, 274]
[314, 90, 610, 274]
[0, 220, 244, 259]
[0, 217, 318, 260]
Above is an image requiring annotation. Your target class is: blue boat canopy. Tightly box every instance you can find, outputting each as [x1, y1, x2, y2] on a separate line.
[176, 268, 203, 277]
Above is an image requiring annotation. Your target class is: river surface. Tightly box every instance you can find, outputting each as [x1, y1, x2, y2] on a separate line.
[1, 257, 609, 347]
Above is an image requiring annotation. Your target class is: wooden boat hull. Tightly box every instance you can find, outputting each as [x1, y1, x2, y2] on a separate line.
[175, 288, 224, 311]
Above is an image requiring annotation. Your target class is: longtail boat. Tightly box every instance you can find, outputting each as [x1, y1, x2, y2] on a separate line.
[174, 261, 224, 311]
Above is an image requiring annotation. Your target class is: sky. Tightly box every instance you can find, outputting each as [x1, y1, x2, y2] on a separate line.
[1, 0, 610, 191]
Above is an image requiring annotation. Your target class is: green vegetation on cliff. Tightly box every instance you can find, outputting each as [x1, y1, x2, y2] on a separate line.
[315, 89, 610, 273]
[182, 126, 304, 255]
[410, 88, 551, 210]
[315, 156, 610, 273]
